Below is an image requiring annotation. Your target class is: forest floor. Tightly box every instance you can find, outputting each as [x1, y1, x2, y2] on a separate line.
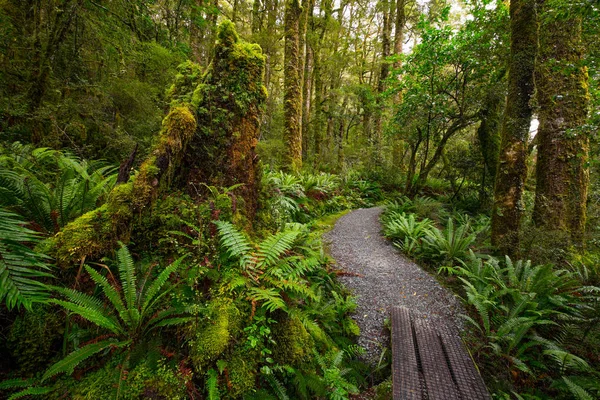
[324, 207, 465, 365]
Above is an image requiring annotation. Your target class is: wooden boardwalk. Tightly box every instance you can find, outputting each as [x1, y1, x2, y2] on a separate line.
[391, 307, 491, 400]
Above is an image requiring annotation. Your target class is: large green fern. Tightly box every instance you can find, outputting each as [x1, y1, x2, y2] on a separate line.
[0, 146, 117, 234]
[43, 244, 191, 381]
[0, 208, 53, 310]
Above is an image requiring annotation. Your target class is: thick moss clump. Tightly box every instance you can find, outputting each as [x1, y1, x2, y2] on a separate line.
[51, 106, 197, 266]
[226, 349, 259, 399]
[271, 315, 313, 365]
[166, 60, 204, 108]
[190, 298, 241, 371]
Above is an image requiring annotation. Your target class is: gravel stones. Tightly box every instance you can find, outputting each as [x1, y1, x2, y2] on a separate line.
[323, 207, 465, 365]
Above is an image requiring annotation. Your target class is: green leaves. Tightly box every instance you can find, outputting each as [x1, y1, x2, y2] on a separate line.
[0, 208, 53, 310]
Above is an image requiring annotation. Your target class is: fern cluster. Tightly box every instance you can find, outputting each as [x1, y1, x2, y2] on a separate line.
[0, 144, 117, 234]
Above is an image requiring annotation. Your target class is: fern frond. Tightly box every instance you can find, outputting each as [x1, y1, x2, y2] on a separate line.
[248, 288, 287, 312]
[206, 369, 220, 400]
[42, 339, 130, 381]
[264, 373, 289, 400]
[85, 266, 130, 326]
[49, 299, 124, 335]
[116, 244, 137, 311]
[141, 256, 185, 314]
[0, 208, 53, 310]
[214, 221, 252, 265]
[563, 377, 594, 400]
[7, 386, 53, 400]
[256, 230, 299, 269]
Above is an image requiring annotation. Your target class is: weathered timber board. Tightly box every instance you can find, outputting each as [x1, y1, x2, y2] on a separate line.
[391, 306, 491, 400]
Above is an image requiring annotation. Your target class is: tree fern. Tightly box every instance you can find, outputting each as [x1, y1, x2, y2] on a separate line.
[0, 208, 53, 310]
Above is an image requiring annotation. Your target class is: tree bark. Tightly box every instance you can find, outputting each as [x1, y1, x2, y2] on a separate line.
[533, 0, 590, 245]
[283, 0, 303, 172]
[491, 0, 537, 257]
[373, 0, 392, 165]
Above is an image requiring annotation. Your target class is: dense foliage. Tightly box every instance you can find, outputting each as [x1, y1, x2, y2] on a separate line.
[1, 0, 599, 398]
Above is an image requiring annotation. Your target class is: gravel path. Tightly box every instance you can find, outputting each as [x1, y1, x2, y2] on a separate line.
[323, 207, 464, 364]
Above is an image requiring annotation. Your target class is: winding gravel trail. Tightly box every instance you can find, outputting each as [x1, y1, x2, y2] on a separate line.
[323, 207, 464, 364]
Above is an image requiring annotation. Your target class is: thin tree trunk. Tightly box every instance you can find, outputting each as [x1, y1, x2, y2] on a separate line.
[283, 0, 303, 172]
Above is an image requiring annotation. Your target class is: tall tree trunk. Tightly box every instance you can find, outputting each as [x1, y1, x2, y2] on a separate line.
[392, 0, 405, 103]
[283, 0, 302, 172]
[300, 0, 313, 161]
[533, 1, 590, 245]
[491, 0, 537, 257]
[373, 0, 392, 165]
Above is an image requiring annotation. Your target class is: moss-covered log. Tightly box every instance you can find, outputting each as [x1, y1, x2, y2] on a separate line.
[533, 1, 590, 246]
[491, 0, 537, 257]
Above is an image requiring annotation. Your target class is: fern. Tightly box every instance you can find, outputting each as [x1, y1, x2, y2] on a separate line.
[214, 220, 252, 265]
[263, 371, 290, 400]
[47, 244, 190, 380]
[0, 208, 53, 310]
[256, 230, 299, 269]
[7, 386, 53, 400]
[562, 377, 595, 400]
[248, 287, 287, 312]
[42, 339, 130, 381]
[206, 369, 220, 400]
[0, 147, 116, 234]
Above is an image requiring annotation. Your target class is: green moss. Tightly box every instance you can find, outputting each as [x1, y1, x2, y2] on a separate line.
[52, 204, 116, 266]
[7, 305, 63, 375]
[271, 316, 313, 365]
[122, 358, 191, 400]
[190, 298, 241, 371]
[226, 349, 258, 398]
[166, 60, 203, 108]
[374, 377, 393, 400]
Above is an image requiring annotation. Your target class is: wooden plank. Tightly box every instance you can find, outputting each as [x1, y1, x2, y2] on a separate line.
[413, 318, 460, 400]
[391, 307, 423, 400]
[438, 326, 491, 400]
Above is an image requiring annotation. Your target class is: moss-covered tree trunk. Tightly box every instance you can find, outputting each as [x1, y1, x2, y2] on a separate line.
[533, 1, 590, 245]
[52, 21, 267, 266]
[301, 0, 314, 161]
[491, 0, 537, 257]
[284, 0, 303, 172]
[477, 90, 502, 206]
[373, 0, 392, 165]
